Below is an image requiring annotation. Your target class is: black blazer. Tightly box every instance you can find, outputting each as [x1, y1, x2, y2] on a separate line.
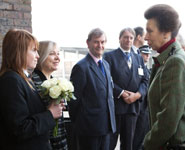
[69, 54, 116, 136]
[104, 48, 149, 115]
[0, 71, 55, 150]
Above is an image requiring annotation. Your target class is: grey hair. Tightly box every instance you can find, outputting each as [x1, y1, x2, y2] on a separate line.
[119, 27, 136, 39]
[36, 41, 57, 70]
[87, 28, 107, 42]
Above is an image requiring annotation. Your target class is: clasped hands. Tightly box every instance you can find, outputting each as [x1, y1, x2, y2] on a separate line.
[121, 90, 141, 104]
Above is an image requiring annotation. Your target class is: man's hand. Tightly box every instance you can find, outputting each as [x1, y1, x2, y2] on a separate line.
[123, 91, 141, 104]
[121, 91, 130, 99]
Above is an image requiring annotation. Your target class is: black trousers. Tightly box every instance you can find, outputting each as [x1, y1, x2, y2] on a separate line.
[77, 134, 110, 150]
[110, 114, 137, 150]
[64, 119, 78, 150]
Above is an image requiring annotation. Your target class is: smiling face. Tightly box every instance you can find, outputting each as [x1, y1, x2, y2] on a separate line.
[42, 46, 60, 72]
[26, 43, 39, 70]
[145, 18, 170, 50]
[87, 34, 106, 58]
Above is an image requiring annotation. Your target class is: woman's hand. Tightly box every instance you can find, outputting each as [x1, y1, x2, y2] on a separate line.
[48, 102, 63, 119]
[60, 99, 66, 110]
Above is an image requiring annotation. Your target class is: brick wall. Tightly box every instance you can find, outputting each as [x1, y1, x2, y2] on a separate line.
[0, 0, 32, 65]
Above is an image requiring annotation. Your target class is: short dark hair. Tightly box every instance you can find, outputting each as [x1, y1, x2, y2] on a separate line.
[134, 27, 144, 39]
[144, 4, 181, 38]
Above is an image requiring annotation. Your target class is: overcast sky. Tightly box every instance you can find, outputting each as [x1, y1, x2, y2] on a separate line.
[32, 0, 185, 49]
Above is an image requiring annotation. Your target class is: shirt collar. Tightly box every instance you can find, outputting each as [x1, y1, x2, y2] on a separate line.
[120, 47, 131, 53]
[89, 51, 102, 65]
[153, 40, 179, 67]
[132, 45, 138, 54]
[23, 69, 29, 77]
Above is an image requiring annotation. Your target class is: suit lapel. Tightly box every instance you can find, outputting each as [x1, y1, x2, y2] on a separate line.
[103, 60, 109, 83]
[126, 52, 139, 88]
[130, 52, 138, 75]
[87, 54, 107, 87]
[116, 49, 132, 84]
[117, 49, 131, 73]
[103, 60, 112, 94]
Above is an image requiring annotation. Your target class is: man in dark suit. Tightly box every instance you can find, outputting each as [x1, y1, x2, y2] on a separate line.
[69, 28, 116, 150]
[104, 27, 149, 150]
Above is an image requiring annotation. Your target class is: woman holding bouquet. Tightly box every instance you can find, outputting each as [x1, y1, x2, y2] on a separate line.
[0, 29, 63, 150]
[32, 41, 68, 150]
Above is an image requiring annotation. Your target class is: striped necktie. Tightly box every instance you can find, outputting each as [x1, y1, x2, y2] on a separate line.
[125, 52, 132, 69]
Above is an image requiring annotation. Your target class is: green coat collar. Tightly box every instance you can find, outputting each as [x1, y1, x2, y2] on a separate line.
[154, 41, 181, 66]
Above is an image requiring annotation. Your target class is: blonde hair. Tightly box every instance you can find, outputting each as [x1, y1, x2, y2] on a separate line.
[36, 41, 57, 70]
[0, 29, 39, 83]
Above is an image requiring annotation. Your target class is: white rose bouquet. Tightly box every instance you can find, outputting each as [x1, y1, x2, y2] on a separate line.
[39, 77, 76, 136]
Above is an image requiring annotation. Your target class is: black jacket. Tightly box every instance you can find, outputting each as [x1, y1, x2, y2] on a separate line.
[0, 71, 55, 150]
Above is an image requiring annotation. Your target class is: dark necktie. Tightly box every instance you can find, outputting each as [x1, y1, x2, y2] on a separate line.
[98, 60, 106, 76]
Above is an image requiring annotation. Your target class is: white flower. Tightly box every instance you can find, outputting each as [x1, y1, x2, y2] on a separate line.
[40, 77, 75, 100]
[49, 85, 62, 99]
[41, 80, 51, 89]
[58, 78, 74, 92]
[49, 78, 58, 87]
[67, 81, 74, 92]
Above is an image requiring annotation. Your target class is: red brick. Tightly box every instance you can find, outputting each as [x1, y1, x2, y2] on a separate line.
[3, 0, 22, 4]
[0, 2, 13, 10]
[0, 18, 7, 25]
[22, 0, 31, 5]
[7, 19, 14, 25]
[13, 4, 31, 12]
[23, 12, 31, 19]
[3, 11, 23, 19]
[13, 18, 31, 26]
[0, 10, 3, 17]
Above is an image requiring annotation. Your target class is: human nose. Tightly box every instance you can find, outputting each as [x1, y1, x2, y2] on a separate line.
[98, 42, 104, 49]
[144, 33, 149, 41]
[55, 54, 60, 61]
[36, 51, 39, 59]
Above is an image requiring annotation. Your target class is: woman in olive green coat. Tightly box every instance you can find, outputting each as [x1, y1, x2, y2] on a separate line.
[143, 4, 185, 150]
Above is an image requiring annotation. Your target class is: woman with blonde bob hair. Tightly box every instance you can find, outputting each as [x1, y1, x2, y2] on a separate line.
[32, 41, 68, 150]
[0, 29, 63, 150]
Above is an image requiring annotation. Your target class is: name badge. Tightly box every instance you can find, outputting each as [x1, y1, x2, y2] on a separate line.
[138, 66, 144, 76]
[63, 111, 70, 118]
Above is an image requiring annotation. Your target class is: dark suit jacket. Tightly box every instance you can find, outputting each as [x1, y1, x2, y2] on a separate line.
[69, 54, 116, 136]
[104, 48, 149, 115]
[139, 67, 151, 113]
[0, 71, 55, 150]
